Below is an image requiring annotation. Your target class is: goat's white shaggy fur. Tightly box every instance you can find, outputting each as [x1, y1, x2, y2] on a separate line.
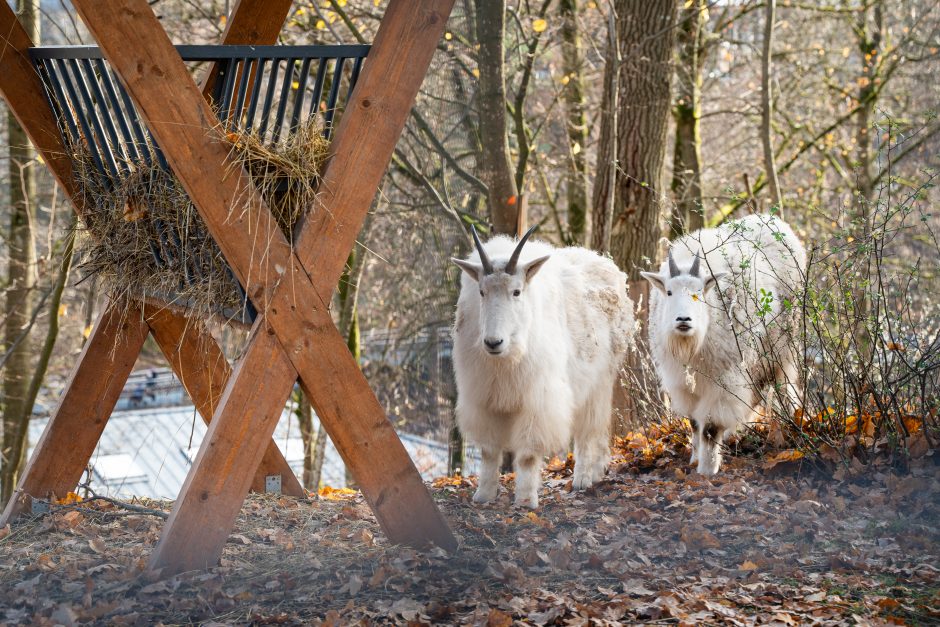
[452, 234, 634, 507]
[642, 214, 807, 476]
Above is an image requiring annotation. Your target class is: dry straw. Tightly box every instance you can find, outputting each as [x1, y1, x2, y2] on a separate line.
[73, 119, 330, 324]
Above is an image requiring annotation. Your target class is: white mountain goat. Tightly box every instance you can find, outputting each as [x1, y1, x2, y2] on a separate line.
[451, 226, 635, 507]
[641, 214, 806, 476]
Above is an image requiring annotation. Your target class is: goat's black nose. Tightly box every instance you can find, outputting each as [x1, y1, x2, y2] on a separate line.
[676, 316, 692, 322]
[484, 338, 504, 350]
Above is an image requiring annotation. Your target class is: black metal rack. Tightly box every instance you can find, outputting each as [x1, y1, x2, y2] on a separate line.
[29, 44, 370, 323]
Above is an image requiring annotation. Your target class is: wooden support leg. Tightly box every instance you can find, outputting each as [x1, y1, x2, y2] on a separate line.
[148, 323, 297, 573]
[144, 304, 305, 498]
[73, 0, 458, 576]
[0, 302, 148, 525]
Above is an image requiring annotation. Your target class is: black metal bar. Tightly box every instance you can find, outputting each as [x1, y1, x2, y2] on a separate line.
[348, 55, 365, 101]
[243, 57, 267, 133]
[270, 58, 296, 145]
[29, 44, 371, 61]
[65, 58, 123, 178]
[307, 57, 328, 120]
[112, 68, 154, 167]
[53, 59, 110, 178]
[231, 57, 252, 129]
[257, 58, 282, 140]
[79, 58, 130, 172]
[323, 57, 347, 136]
[38, 59, 80, 148]
[289, 57, 312, 131]
[217, 58, 239, 125]
[95, 59, 142, 163]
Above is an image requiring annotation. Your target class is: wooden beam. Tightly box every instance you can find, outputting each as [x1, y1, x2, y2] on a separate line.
[149, 321, 299, 573]
[0, 302, 148, 526]
[73, 0, 457, 572]
[296, 0, 452, 294]
[199, 0, 294, 98]
[143, 304, 304, 498]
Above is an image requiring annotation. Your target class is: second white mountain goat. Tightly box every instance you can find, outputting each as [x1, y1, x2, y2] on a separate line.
[641, 214, 806, 476]
[452, 226, 635, 507]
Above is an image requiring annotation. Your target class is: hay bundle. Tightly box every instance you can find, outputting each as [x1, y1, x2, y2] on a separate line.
[74, 120, 330, 323]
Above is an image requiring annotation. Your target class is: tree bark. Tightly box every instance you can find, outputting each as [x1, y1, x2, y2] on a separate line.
[760, 0, 782, 213]
[590, 5, 620, 254]
[296, 390, 315, 490]
[475, 0, 520, 235]
[592, 0, 677, 435]
[559, 0, 589, 244]
[592, 0, 678, 281]
[1, 0, 39, 506]
[670, 0, 706, 237]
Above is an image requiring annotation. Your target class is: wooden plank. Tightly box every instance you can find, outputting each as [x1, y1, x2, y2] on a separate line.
[199, 0, 294, 98]
[148, 321, 297, 573]
[74, 0, 457, 572]
[0, 302, 148, 526]
[0, 2, 81, 204]
[143, 304, 304, 498]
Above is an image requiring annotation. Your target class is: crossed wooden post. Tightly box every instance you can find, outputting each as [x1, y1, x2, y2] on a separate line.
[0, 0, 457, 575]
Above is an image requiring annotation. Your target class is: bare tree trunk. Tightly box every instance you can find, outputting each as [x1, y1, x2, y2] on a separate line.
[593, 0, 677, 281]
[590, 5, 620, 254]
[337, 222, 368, 488]
[559, 0, 589, 244]
[593, 0, 677, 435]
[670, 0, 706, 237]
[2, 0, 40, 506]
[760, 0, 782, 213]
[308, 423, 329, 490]
[296, 390, 315, 490]
[475, 0, 521, 235]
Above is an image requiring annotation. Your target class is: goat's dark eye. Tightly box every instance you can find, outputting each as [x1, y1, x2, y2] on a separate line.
[667, 290, 673, 296]
[513, 289, 521, 297]
[479, 290, 484, 297]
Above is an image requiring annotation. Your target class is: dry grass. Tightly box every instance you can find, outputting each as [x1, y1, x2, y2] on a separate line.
[74, 119, 330, 324]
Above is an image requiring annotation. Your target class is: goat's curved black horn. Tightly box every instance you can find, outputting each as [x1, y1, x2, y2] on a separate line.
[690, 253, 701, 277]
[505, 224, 539, 275]
[470, 225, 494, 275]
[668, 248, 680, 277]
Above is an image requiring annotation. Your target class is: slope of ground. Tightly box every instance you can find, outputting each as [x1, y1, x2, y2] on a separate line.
[1, 455, 937, 625]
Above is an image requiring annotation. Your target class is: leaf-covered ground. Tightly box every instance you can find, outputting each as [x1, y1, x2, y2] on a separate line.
[1, 450, 938, 625]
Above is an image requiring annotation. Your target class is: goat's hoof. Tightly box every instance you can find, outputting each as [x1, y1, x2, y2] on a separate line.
[572, 473, 594, 491]
[472, 488, 497, 504]
[513, 495, 538, 509]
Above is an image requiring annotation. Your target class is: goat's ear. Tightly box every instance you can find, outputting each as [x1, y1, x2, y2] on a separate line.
[704, 272, 728, 293]
[451, 258, 482, 282]
[641, 271, 666, 293]
[523, 255, 551, 282]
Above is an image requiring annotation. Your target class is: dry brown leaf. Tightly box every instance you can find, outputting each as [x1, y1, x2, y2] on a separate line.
[486, 608, 514, 627]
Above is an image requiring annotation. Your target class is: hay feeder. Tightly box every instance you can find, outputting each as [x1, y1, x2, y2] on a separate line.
[0, 0, 457, 577]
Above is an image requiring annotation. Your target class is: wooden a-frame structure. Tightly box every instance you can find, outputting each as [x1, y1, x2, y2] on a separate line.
[0, 0, 457, 575]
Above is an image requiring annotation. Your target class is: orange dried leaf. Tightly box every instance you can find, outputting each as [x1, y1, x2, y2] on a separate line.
[318, 485, 358, 500]
[763, 449, 805, 469]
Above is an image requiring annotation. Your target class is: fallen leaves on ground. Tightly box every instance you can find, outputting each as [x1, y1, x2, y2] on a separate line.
[0, 457, 938, 625]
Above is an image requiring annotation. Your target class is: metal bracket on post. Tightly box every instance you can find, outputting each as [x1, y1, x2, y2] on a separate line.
[31, 497, 50, 515]
[264, 475, 282, 495]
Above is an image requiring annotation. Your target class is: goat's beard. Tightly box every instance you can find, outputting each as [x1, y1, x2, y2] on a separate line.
[667, 331, 703, 365]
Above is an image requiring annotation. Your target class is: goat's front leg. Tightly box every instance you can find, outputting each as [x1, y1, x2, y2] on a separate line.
[513, 452, 542, 508]
[473, 447, 502, 503]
